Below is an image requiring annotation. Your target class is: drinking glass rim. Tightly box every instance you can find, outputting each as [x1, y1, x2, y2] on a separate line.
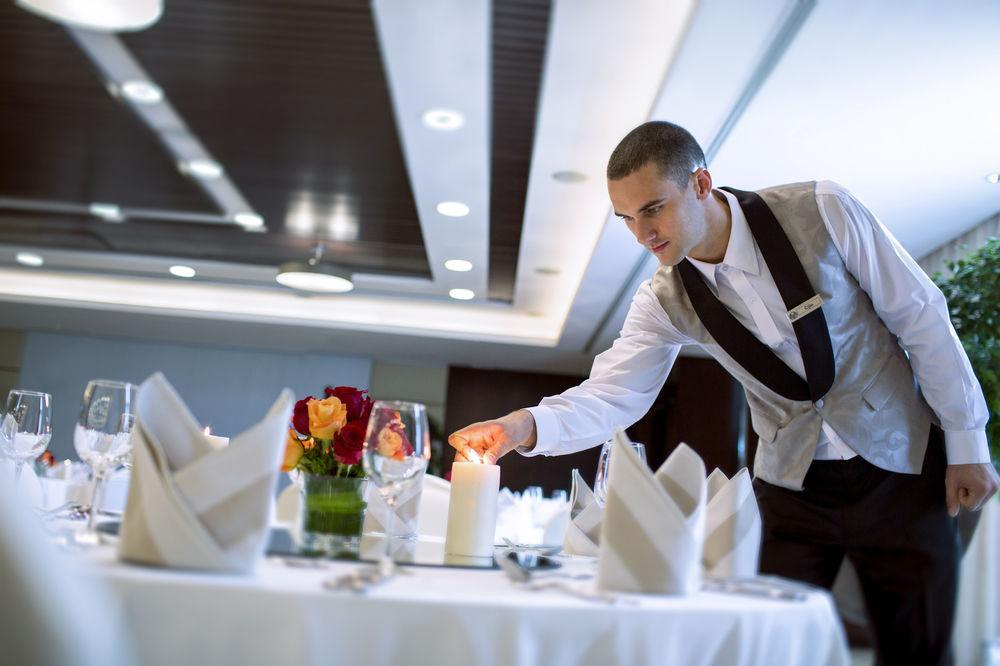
[372, 399, 426, 411]
[86, 379, 136, 390]
[7, 389, 51, 399]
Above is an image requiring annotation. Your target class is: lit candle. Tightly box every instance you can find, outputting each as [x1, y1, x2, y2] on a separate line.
[445, 461, 500, 558]
[202, 426, 229, 449]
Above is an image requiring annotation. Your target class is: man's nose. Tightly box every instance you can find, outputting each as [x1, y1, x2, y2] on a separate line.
[635, 221, 656, 244]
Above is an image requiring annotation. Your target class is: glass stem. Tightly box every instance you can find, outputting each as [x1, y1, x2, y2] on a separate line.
[86, 469, 108, 533]
[380, 492, 397, 576]
[13, 460, 24, 487]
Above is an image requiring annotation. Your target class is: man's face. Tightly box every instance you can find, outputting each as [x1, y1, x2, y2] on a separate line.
[608, 161, 707, 266]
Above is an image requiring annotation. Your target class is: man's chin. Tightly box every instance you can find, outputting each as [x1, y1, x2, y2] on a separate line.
[654, 251, 684, 267]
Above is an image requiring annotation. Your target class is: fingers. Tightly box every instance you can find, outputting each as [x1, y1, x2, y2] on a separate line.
[945, 473, 960, 518]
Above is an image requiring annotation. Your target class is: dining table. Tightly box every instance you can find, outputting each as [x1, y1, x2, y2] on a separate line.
[68, 527, 851, 666]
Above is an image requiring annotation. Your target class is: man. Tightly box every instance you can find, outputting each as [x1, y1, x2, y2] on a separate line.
[449, 121, 998, 664]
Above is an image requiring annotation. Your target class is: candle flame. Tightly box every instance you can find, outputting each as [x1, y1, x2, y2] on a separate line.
[203, 426, 211, 436]
[463, 447, 482, 464]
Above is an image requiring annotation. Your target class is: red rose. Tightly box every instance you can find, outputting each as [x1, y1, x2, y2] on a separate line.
[333, 419, 366, 466]
[292, 396, 314, 435]
[325, 386, 373, 423]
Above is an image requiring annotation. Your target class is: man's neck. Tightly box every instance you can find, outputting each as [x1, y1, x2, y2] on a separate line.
[688, 190, 733, 264]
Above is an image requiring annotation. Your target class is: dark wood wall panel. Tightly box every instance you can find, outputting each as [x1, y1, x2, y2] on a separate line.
[445, 357, 745, 495]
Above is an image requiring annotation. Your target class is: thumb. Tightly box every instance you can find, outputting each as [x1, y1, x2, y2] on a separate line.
[945, 472, 960, 518]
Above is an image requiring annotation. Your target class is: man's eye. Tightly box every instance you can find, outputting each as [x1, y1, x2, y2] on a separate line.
[645, 206, 662, 216]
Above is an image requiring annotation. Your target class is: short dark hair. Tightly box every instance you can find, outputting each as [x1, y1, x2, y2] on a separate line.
[606, 121, 706, 186]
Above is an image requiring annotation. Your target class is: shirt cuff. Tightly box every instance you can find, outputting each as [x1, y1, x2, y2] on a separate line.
[943, 429, 991, 465]
[520, 406, 560, 457]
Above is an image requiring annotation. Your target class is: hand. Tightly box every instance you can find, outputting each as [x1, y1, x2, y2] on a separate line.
[945, 463, 1000, 517]
[447, 409, 537, 465]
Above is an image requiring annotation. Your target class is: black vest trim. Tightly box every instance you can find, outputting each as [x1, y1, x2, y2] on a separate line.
[677, 187, 835, 402]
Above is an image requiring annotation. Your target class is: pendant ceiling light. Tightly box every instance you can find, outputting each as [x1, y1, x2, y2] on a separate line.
[16, 0, 163, 32]
[276, 243, 354, 294]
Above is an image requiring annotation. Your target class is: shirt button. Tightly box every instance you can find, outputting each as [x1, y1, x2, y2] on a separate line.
[815, 399, 824, 409]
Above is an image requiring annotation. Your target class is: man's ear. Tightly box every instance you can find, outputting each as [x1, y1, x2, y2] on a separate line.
[692, 167, 713, 200]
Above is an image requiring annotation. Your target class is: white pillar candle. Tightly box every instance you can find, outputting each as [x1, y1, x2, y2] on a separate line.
[445, 462, 500, 558]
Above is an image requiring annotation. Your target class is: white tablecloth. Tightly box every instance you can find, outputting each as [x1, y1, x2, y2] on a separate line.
[76, 540, 849, 666]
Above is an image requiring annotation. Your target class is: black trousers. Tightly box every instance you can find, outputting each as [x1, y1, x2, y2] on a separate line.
[753, 427, 959, 666]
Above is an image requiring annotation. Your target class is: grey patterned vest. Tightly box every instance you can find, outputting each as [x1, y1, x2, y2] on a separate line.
[650, 181, 934, 490]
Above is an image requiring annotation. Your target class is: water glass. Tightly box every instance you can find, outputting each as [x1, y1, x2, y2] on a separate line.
[1, 390, 53, 486]
[73, 379, 137, 544]
[593, 437, 646, 506]
[361, 400, 430, 574]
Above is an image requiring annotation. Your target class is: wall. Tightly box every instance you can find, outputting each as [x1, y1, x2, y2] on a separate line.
[17, 331, 371, 460]
[918, 209, 1000, 276]
[0, 329, 24, 404]
[444, 357, 745, 494]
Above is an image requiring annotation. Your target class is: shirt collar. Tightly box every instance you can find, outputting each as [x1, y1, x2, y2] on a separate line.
[686, 188, 761, 287]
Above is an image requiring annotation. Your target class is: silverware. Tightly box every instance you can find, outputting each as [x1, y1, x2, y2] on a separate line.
[495, 552, 633, 605]
[701, 576, 810, 602]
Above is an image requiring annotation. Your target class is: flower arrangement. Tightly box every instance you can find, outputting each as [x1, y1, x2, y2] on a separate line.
[282, 386, 374, 478]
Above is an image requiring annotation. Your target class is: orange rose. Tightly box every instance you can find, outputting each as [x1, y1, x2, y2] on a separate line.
[376, 425, 404, 460]
[308, 396, 348, 440]
[281, 429, 304, 472]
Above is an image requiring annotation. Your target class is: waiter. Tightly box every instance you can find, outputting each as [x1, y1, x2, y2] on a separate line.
[449, 121, 998, 664]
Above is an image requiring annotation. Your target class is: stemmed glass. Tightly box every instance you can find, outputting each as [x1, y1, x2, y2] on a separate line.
[1, 390, 52, 487]
[361, 400, 430, 575]
[593, 437, 646, 507]
[73, 379, 136, 545]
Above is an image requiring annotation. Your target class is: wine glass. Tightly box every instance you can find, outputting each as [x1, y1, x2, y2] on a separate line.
[361, 400, 430, 575]
[1, 390, 52, 488]
[593, 437, 646, 507]
[73, 379, 137, 545]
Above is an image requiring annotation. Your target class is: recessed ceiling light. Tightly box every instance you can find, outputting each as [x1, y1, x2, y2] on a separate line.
[179, 159, 224, 179]
[449, 288, 475, 300]
[444, 259, 473, 272]
[276, 270, 354, 293]
[535, 266, 560, 276]
[233, 212, 265, 229]
[89, 202, 124, 222]
[15, 252, 44, 267]
[120, 80, 163, 104]
[436, 201, 469, 217]
[421, 108, 465, 131]
[551, 170, 587, 183]
[169, 265, 196, 278]
[987, 173, 1000, 184]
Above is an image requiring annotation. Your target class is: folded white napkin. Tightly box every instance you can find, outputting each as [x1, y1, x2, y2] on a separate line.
[363, 475, 423, 537]
[118, 373, 293, 574]
[703, 467, 761, 578]
[598, 432, 706, 595]
[562, 469, 602, 557]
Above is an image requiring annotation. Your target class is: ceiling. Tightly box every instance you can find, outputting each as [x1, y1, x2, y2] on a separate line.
[1, 0, 998, 374]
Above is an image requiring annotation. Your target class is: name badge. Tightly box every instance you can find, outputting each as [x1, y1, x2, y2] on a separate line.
[787, 294, 824, 323]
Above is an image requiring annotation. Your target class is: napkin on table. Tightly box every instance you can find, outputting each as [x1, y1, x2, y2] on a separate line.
[118, 372, 293, 574]
[598, 431, 706, 595]
[703, 467, 761, 578]
[562, 469, 602, 557]
[363, 477, 422, 537]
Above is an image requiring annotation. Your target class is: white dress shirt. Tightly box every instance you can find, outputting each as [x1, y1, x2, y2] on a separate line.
[525, 181, 990, 466]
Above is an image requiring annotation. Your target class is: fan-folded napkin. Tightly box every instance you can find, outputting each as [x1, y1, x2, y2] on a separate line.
[562, 469, 602, 556]
[703, 467, 761, 577]
[598, 432, 706, 595]
[363, 475, 423, 536]
[118, 373, 293, 574]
